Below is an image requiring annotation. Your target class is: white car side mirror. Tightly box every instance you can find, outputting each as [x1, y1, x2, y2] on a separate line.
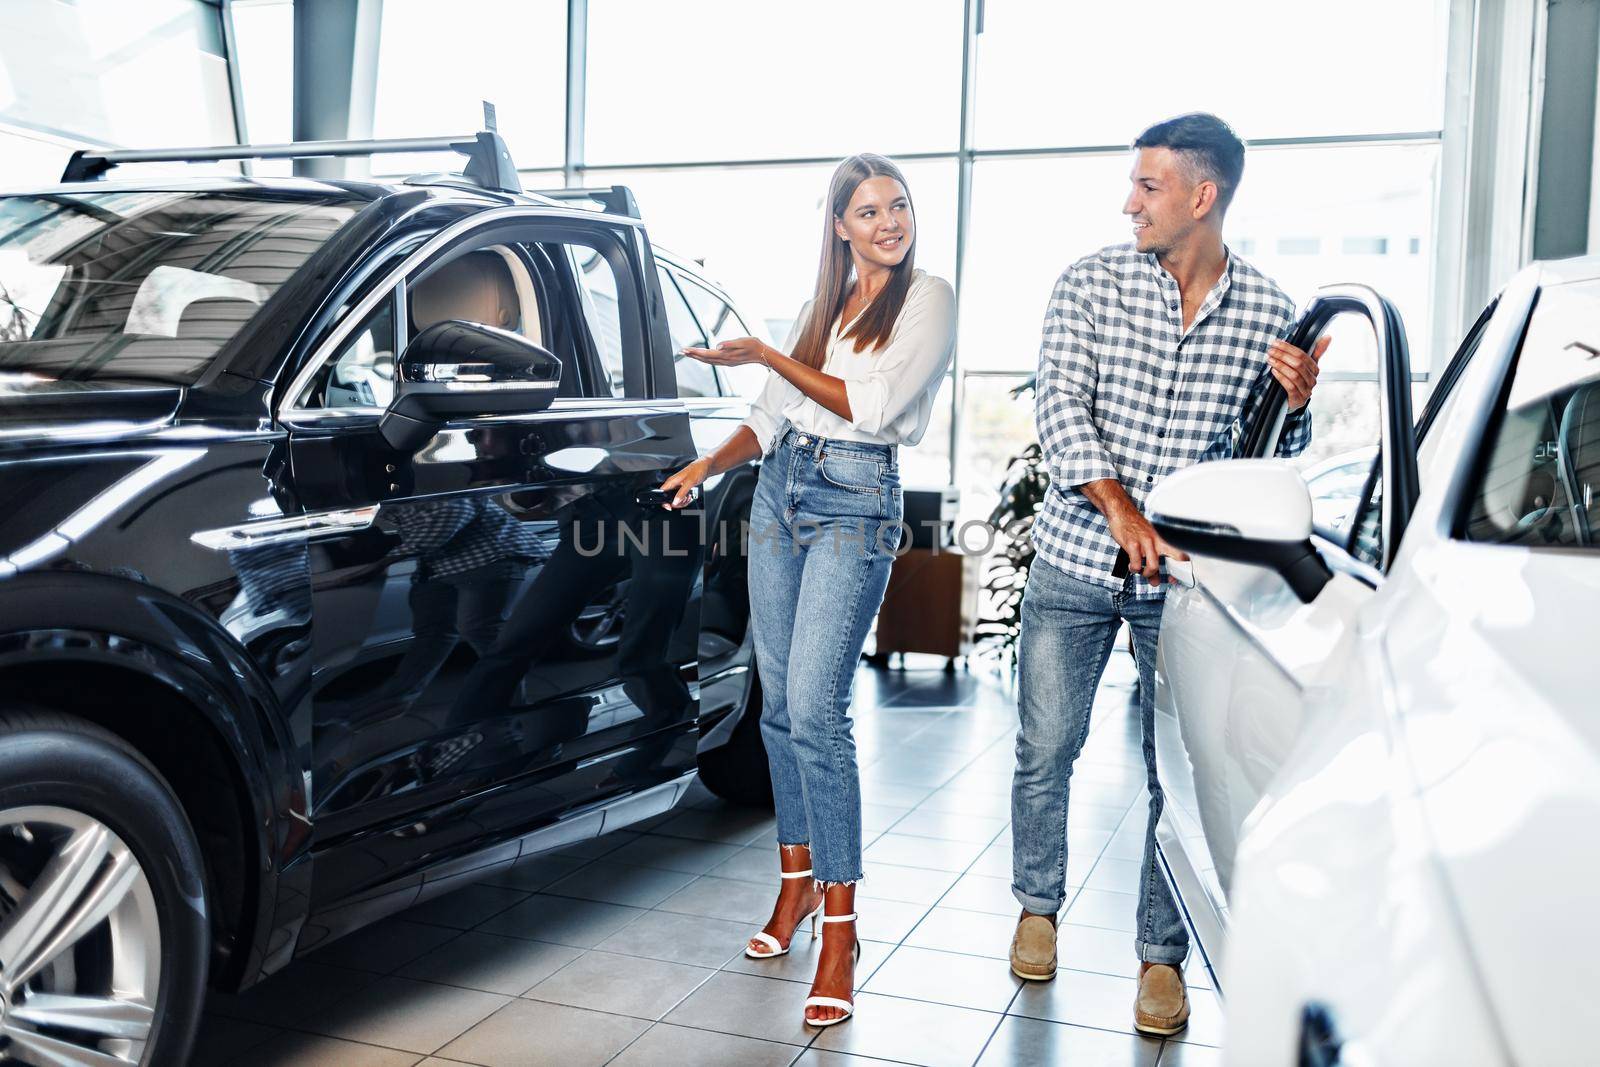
[1147, 460, 1332, 603]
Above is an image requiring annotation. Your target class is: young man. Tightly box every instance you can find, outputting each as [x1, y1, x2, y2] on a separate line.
[1007, 113, 1327, 1035]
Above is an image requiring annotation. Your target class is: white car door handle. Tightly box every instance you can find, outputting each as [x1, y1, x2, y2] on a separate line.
[1166, 558, 1196, 588]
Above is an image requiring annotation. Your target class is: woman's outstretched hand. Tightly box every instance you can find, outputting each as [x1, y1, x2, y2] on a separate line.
[682, 338, 772, 366]
[660, 456, 713, 509]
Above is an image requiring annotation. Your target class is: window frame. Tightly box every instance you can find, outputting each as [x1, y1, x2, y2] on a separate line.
[278, 206, 657, 422]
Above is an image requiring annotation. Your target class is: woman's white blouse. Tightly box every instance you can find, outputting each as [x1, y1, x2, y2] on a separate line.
[740, 269, 956, 452]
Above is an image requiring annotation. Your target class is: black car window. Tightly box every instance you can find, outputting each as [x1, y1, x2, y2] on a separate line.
[657, 268, 718, 399]
[0, 191, 361, 388]
[571, 245, 628, 397]
[311, 290, 399, 410]
[1462, 279, 1600, 547]
[679, 273, 764, 398]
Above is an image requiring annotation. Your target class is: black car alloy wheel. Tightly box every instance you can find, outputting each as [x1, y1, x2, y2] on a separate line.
[0, 712, 209, 1066]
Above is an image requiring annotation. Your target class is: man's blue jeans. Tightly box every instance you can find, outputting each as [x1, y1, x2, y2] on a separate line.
[1011, 556, 1189, 965]
[748, 423, 903, 885]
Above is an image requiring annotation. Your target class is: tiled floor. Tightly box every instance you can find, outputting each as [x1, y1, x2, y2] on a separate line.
[196, 645, 1222, 1067]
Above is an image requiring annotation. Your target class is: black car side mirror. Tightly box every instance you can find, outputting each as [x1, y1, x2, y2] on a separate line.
[379, 319, 562, 452]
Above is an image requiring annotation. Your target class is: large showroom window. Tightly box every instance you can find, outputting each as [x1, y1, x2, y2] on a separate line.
[0, 0, 237, 186]
[116, 0, 1460, 522]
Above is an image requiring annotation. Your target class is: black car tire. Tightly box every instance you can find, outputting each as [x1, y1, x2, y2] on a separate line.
[696, 670, 775, 807]
[0, 709, 210, 1067]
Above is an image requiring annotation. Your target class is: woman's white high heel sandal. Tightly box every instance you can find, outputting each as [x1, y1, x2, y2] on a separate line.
[802, 912, 860, 1028]
[744, 868, 823, 959]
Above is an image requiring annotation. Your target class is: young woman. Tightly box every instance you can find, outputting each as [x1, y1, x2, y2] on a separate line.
[659, 154, 956, 1026]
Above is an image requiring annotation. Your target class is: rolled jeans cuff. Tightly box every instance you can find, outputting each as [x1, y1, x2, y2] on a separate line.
[1135, 937, 1189, 966]
[1012, 886, 1062, 916]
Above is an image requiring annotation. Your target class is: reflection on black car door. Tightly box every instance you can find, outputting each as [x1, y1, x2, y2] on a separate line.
[281, 217, 704, 948]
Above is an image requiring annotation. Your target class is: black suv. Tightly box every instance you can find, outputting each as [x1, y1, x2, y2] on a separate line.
[0, 129, 772, 1065]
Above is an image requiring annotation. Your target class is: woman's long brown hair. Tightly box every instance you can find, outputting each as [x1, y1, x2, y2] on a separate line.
[789, 154, 917, 370]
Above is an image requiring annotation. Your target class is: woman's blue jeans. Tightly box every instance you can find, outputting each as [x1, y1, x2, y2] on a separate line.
[1011, 556, 1190, 965]
[748, 421, 904, 885]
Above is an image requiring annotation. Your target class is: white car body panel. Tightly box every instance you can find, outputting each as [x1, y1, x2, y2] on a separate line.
[1150, 266, 1600, 1064]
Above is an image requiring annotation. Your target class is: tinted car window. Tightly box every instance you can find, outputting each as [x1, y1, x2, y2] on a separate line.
[0, 191, 360, 387]
[657, 268, 718, 399]
[572, 245, 626, 396]
[679, 274, 768, 397]
[315, 290, 399, 410]
[1463, 279, 1600, 547]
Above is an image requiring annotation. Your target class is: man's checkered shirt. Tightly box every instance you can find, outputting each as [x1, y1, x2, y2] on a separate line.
[1032, 243, 1312, 599]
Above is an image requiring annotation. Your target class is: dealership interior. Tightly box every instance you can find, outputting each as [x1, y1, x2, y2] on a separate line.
[0, 1, 1596, 1065]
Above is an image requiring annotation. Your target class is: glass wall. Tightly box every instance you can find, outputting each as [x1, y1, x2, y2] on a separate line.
[223, 0, 1458, 523]
[0, 0, 236, 187]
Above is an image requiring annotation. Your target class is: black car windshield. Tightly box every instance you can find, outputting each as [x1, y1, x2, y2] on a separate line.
[0, 190, 362, 387]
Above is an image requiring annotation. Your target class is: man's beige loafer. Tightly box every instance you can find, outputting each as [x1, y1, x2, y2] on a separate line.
[1009, 913, 1057, 981]
[1133, 962, 1190, 1035]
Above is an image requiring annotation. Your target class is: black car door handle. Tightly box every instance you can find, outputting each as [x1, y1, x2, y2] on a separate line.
[635, 486, 700, 509]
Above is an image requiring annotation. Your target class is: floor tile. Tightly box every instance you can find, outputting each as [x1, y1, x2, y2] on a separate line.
[1085, 857, 1146, 894]
[483, 852, 590, 892]
[609, 1022, 802, 1067]
[903, 907, 1018, 959]
[621, 834, 745, 874]
[1172, 987, 1225, 1047]
[436, 998, 648, 1067]
[977, 1014, 1161, 1067]
[663, 970, 818, 1045]
[915, 788, 1013, 817]
[653, 806, 777, 846]
[860, 802, 915, 833]
[856, 861, 961, 905]
[862, 944, 1022, 1012]
[1101, 831, 1150, 861]
[1065, 888, 1139, 933]
[405, 883, 528, 930]
[1159, 1039, 1224, 1065]
[810, 991, 1001, 1067]
[314, 975, 510, 1054]
[969, 841, 1015, 878]
[705, 844, 778, 883]
[476, 894, 645, 948]
[1069, 802, 1135, 832]
[592, 907, 748, 968]
[543, 858, 698, 908]
[939, 872, 1021, 917]
[234, 1032, 422, 1067]
[398, 932, 583, 995]
[853, 898, 934, 944]
[793, 1051, 913, 1067]
[525, 949, 714, 1020]
[656, 874, 779, 924]
[888, 808, 1008, 844]
[862, 833, 987, 872]
[307, 919, 463, 975]
[1058, 923, 1142, 980]
[856, 781, 936, 808]
[206, 962, 378, 1027]
[190, 1015, 279, 1066]
[1011, 967, 1141, 1034]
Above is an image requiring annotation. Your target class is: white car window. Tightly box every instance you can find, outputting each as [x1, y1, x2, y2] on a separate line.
[1463, 279, 1600, 547]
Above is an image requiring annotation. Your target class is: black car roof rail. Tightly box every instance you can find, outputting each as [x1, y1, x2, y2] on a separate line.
[61, 102, 523, 194]
[532, 185, 641, 219]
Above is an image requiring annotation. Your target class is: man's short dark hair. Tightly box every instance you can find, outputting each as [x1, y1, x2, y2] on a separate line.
[1133, 113, 1246, 212]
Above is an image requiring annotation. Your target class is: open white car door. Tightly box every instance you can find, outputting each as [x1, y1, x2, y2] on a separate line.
[1145, 285, 1417, 982]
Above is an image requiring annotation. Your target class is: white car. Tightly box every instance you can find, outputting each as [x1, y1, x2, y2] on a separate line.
[1145, 261, 1600, 1065]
